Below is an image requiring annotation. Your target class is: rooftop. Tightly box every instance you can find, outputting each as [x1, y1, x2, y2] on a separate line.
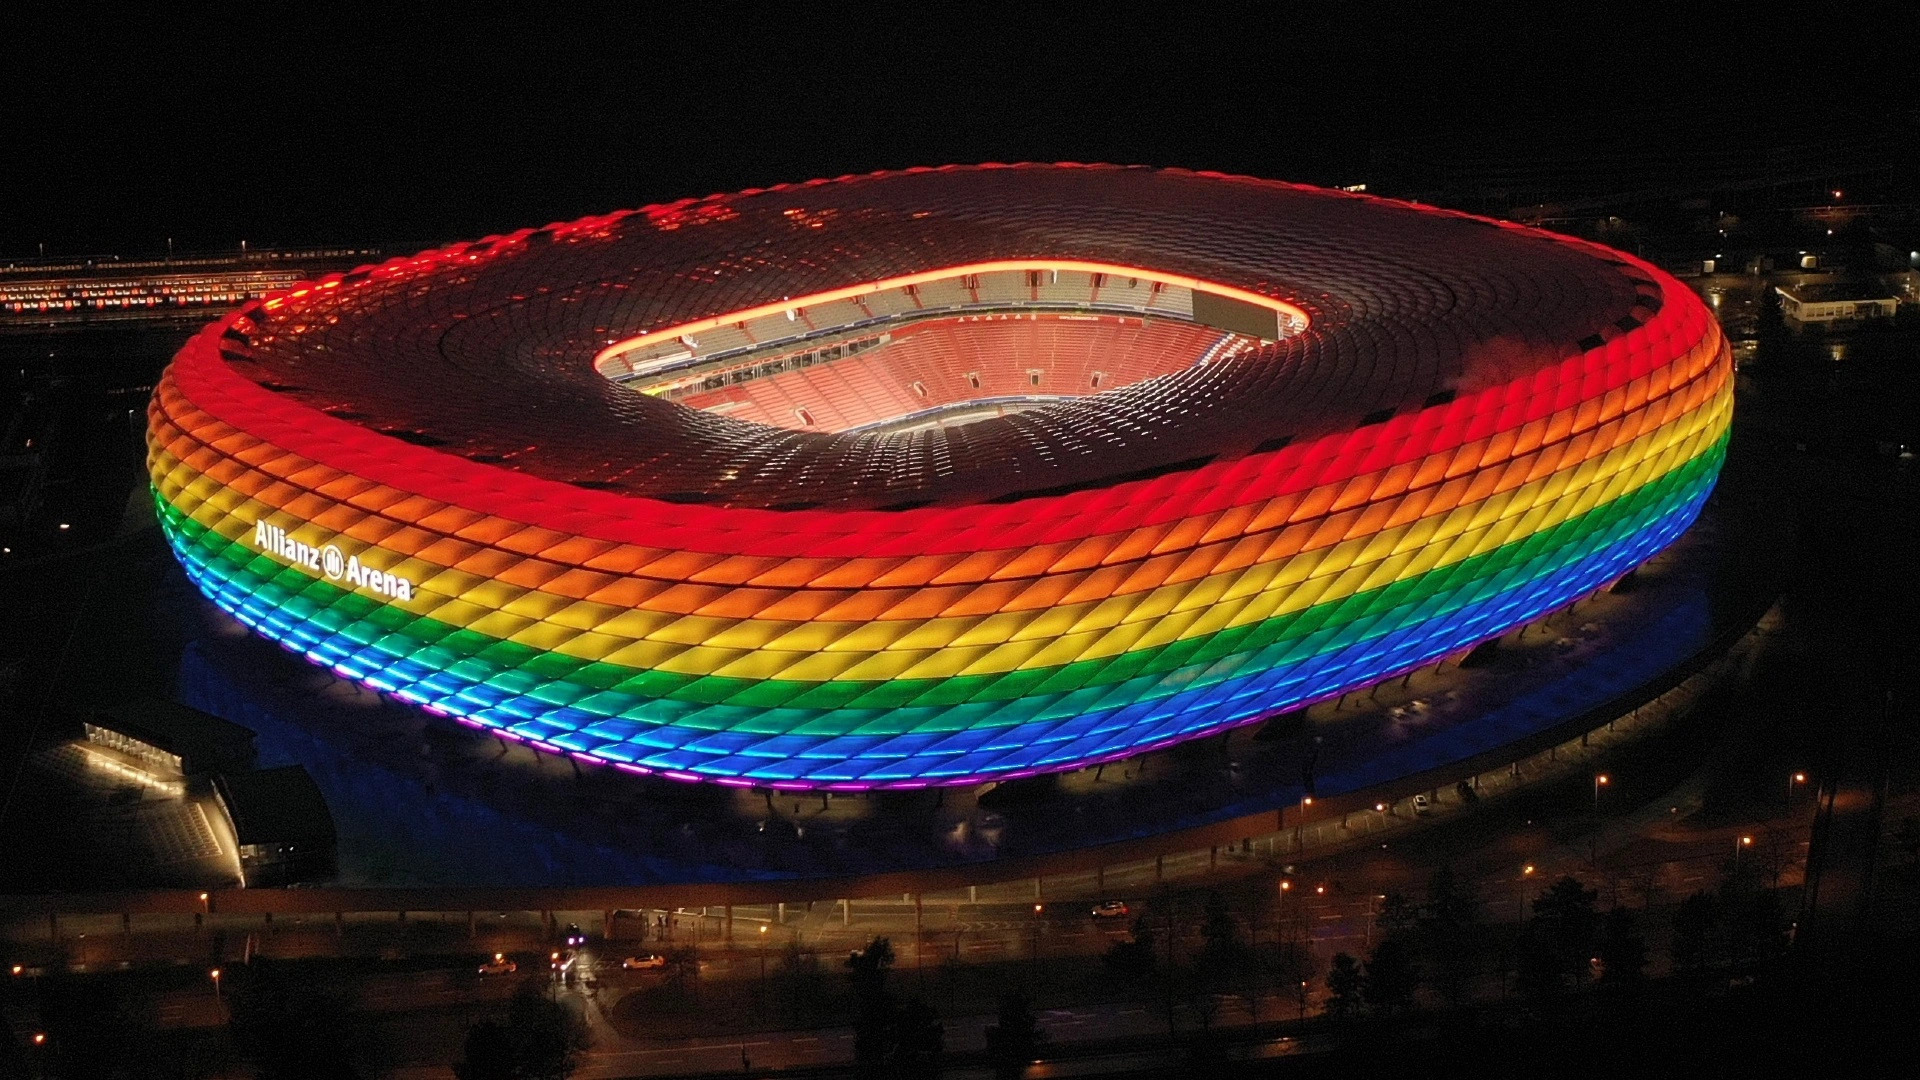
[214, 766, 336, 847]
[1779, 281, 1900, 304]
[93, 699, 254, 758]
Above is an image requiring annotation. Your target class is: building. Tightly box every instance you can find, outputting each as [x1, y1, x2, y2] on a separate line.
[148, 165, 1730, 789]
[1778, 282, 1900, 326]
[212, 766, 337, 886]
[82, 699, 255, 787]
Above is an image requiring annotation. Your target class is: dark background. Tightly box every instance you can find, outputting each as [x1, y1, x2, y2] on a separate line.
[6, 5, 1915, 257]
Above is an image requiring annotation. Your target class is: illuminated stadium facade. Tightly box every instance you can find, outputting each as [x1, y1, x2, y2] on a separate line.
[147, 164, 1731, 791]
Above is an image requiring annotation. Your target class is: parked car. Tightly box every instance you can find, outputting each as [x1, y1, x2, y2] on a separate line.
[478, 953, 518, 976]
[1091, 900, 1130, 919]
[1412, 793, 1432, 816]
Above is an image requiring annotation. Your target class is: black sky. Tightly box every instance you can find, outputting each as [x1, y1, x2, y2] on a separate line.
[5, 5, 1914, 258]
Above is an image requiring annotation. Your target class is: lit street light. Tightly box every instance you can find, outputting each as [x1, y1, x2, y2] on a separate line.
[1593, 773, 1609, 810]
[1365, 894, 1387, 947]
[209, 968, 222, 1003]
[1789, 771, 1807, 814]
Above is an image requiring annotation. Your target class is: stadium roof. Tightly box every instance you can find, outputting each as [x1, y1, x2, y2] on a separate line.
[212, 164, 1657, 509]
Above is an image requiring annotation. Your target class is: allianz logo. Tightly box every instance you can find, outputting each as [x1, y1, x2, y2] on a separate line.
[253, 520, 416, 602]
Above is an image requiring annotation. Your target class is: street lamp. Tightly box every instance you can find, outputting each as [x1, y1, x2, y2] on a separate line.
[1520, 864, 1536, 921]
[209, 968, 222, 1002]
[1593, 774, 1609, 810]
[1789, 772, 1807, 814]
[1029, 904, 1044, 968]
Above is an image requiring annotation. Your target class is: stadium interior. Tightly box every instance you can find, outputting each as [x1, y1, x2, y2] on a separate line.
[597, 265, 1296, 434]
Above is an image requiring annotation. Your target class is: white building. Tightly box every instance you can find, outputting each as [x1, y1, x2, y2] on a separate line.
[1778, 283, 1899, 325]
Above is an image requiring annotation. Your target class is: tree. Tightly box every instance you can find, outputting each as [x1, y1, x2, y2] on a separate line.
[893, 997, 946, 1074]
[454, 1021, 518, 1080]
[1720, 875, 1789, 967]
[227, 962, 362, 1080]
[846, 936, 896, 1006]
[1595, 907, 1647, 999]
[34, 968, 158, 1080]
[662, 946, 701, 997]
[1417, 866, 1482, 1006]
[1669, 890, 1720, 976]
[772, 941, 828, 1025]
[1102, 918, 1157, 981]
[1260, 937, 1315, 1018]
[984, 993, 1047, 1080]
[1194, 891, 1253, 997]
[1376, 892, 1420, 937]
[1362, 935, 1420, 1017]
[504, 983, 590, 1080]
[1523, 876, 1600, 996]
[1325, 952, 1364, 1021]
[1893, 816, 1920, 865]
[846, 937, 945, 1077]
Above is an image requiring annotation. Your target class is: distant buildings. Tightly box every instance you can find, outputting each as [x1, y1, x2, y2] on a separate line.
[83, 699, 336, 884]
[213, 766, 337, 887]
[1777, 282, 1901, 327]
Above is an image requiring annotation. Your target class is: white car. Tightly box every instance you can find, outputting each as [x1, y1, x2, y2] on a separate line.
[478, 953, 518, 976]
[1091, 900, 1130, 919]
[622, 953, 667, 970]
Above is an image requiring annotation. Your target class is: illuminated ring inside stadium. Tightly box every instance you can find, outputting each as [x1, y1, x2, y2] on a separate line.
[147, 164, 1731, 789]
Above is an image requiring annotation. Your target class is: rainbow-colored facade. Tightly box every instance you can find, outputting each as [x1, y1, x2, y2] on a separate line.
[148, 165, 1730, 789]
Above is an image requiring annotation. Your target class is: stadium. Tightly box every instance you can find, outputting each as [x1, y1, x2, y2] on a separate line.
[147, 163, 1731, 794]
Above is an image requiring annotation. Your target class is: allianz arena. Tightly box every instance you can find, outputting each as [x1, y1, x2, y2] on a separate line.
[147, 164, 1731, 791]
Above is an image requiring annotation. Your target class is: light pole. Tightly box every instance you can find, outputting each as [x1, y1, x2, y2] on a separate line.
[1030, 904, 1044, 986]
[1593, 774, 1609, 811]
[209, 968, 222, 1013]
[1789, 772, 1807, 815]
[759, 923, 769, 979]
[1519, 864, 1535, 921]
[1735, 834, 1752, 871]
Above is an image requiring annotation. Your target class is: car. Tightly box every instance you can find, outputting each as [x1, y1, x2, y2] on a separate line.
[477, 953, 517, 976]
[1412, 793, 1432, 816]
[563, 924, 586, 946]
[550, 949, 576, 973]
[622, 953, 667, 970]
[1091, 900, 1130, 919]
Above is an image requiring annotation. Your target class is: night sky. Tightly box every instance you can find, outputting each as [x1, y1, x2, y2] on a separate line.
[6, 7, 1913, 258]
